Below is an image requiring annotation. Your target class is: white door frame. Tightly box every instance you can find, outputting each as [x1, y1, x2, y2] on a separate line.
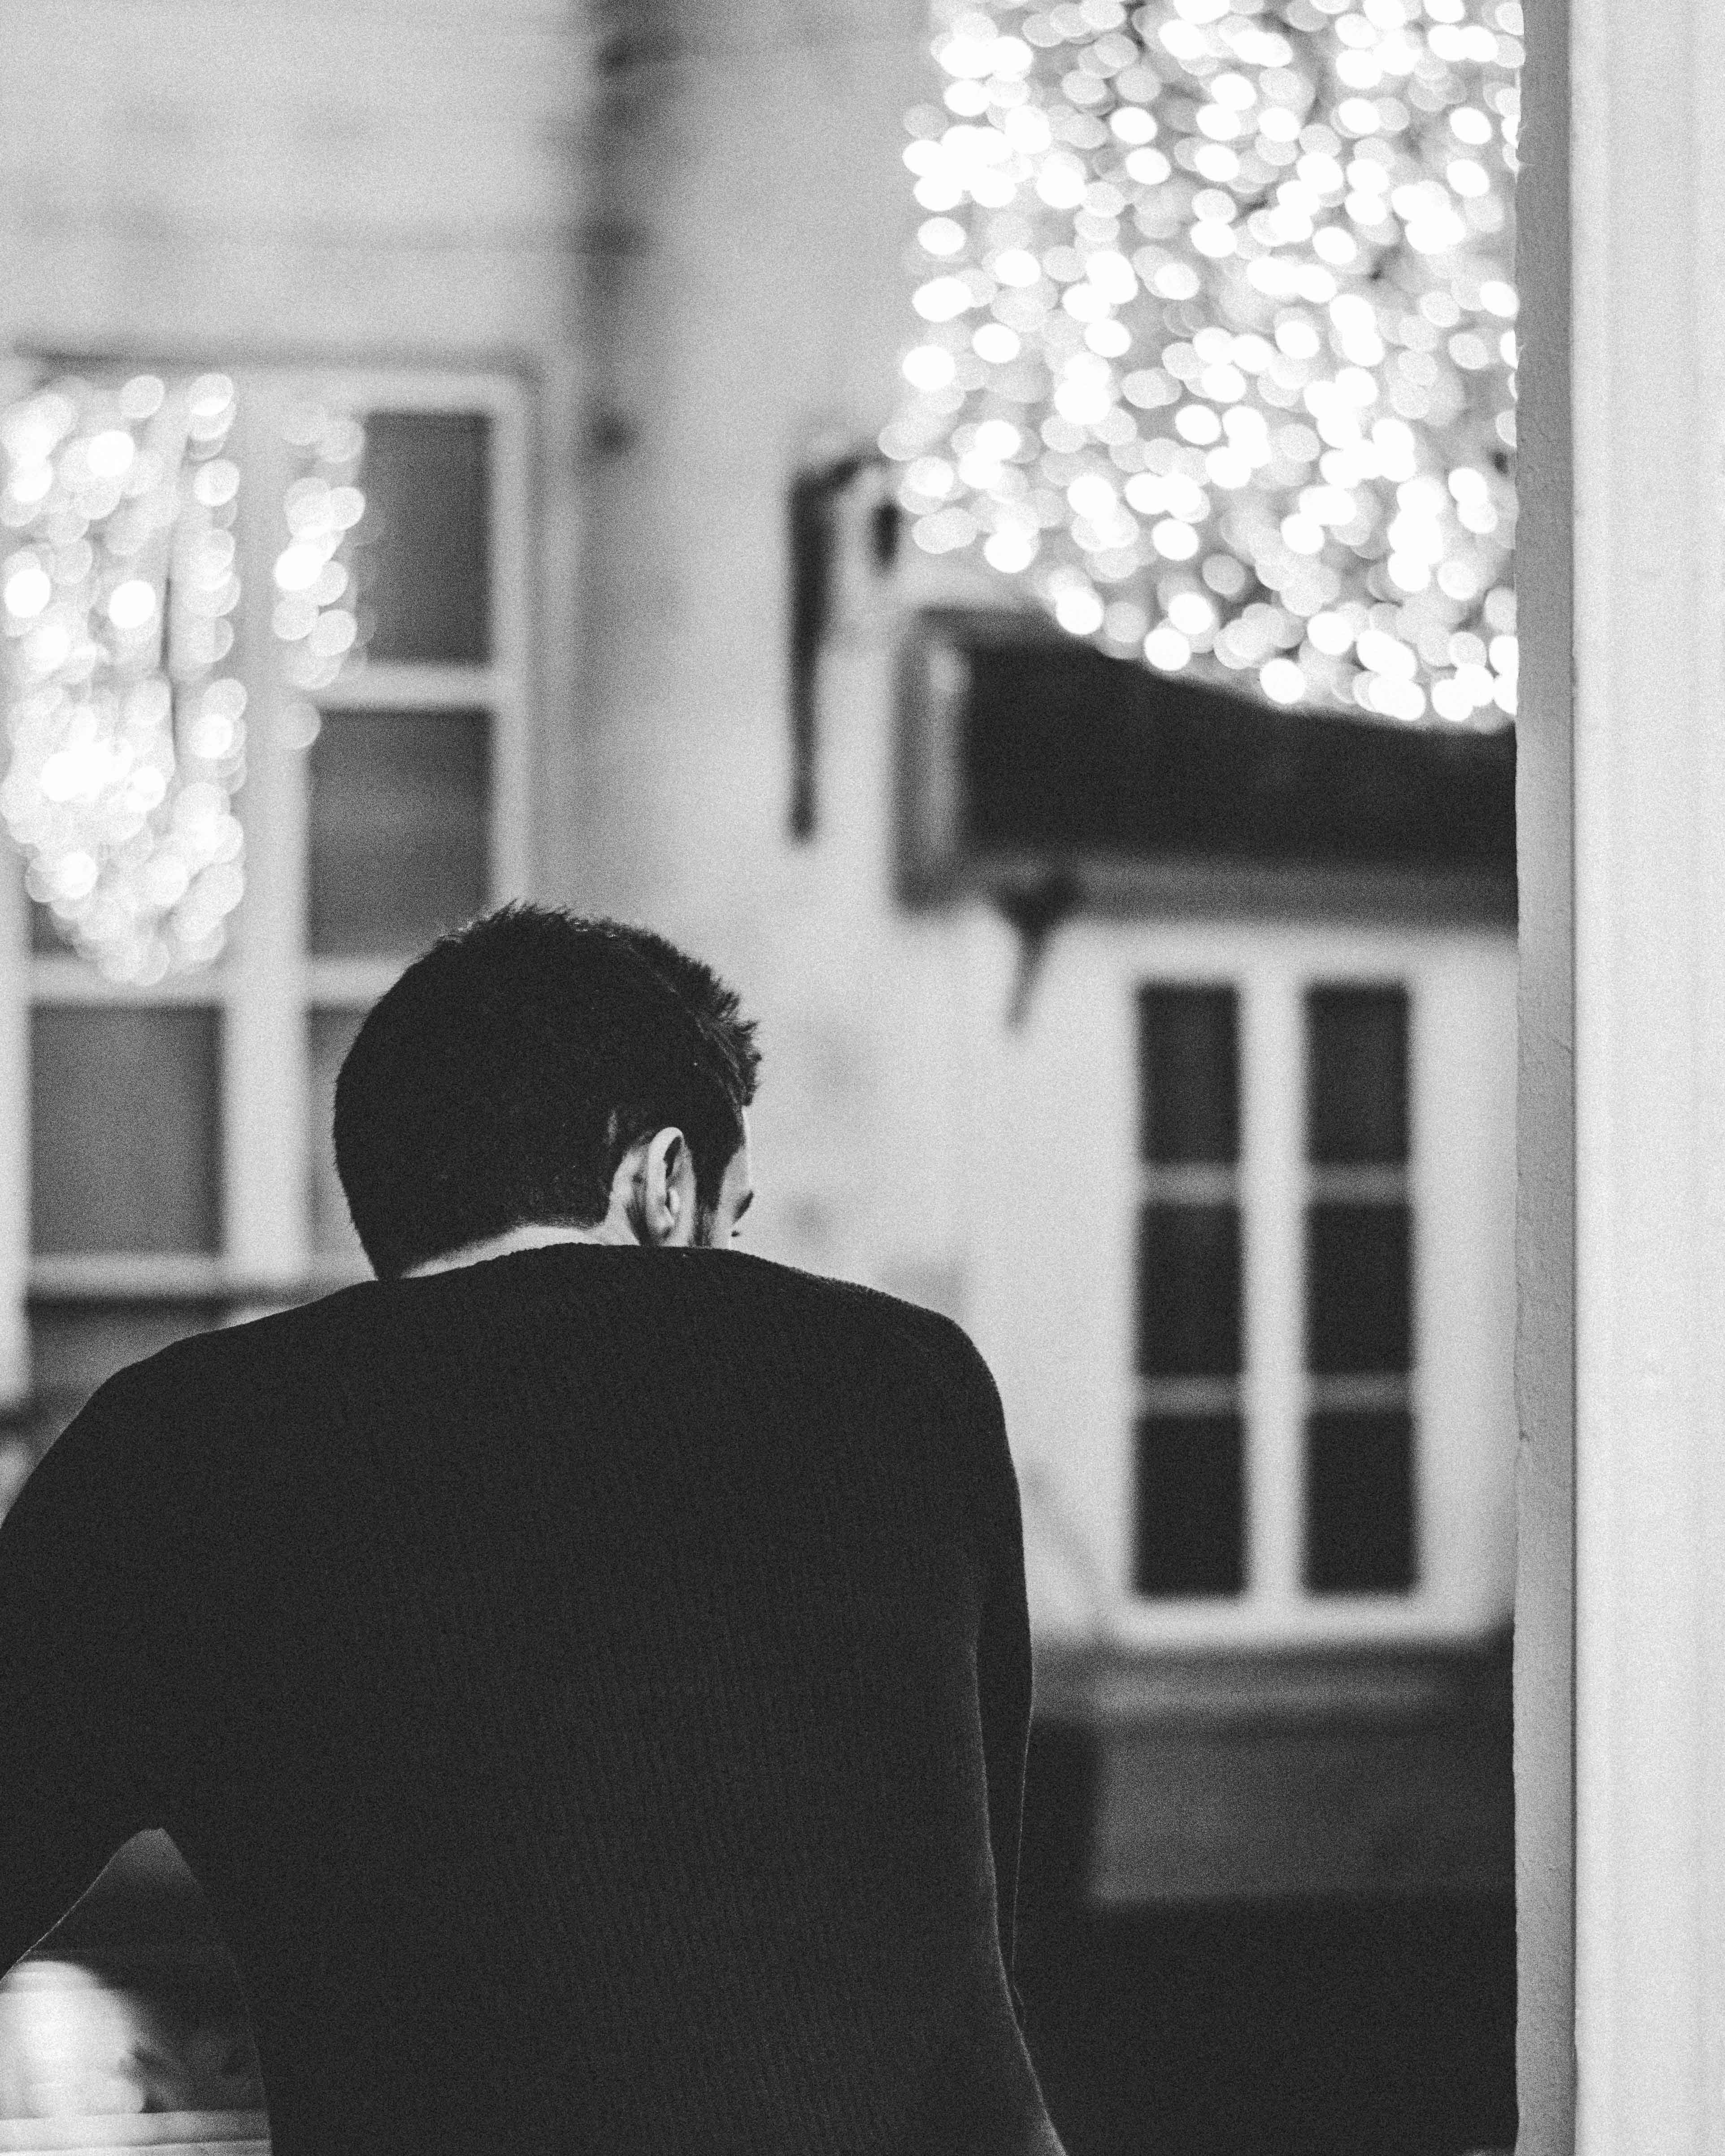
[1519, 0, 1725, 2147]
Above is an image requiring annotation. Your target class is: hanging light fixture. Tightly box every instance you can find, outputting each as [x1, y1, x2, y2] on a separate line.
[885, 0, 1520, 726]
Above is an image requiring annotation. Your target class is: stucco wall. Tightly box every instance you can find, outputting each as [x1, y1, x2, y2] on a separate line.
[564, 0, 984, 1307]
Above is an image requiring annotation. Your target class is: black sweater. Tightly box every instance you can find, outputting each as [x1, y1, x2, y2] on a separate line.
[0, 1246, 1063, 2156]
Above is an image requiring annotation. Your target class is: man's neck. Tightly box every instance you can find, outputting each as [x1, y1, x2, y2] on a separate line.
[404, 1221, 633, 1279]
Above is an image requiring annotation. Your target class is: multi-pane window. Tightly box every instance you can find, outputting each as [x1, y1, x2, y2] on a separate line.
[964, 921, 1512, 1649]
[1135, 977, 1418, 1607]
[10, 368, 530, 1366]
[1134, 985, 1245, 1598]
[1304, 987, 1414, 1596]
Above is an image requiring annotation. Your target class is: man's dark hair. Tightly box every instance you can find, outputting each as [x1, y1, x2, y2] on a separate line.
[334, 905, 760, 1278]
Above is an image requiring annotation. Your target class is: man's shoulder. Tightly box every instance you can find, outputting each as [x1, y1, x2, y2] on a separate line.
[702, 1253, 1002, 1417]
[55, 1256, 996, 1432]
[6, 1300, 356, 1557]
[78, 1283, 381, 1419]
[708, 1250, 982, 1358]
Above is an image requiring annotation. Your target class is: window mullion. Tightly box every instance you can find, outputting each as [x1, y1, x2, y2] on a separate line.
[0, 356, 38, 1398]
[0, 852, 29, 1406]
[1242, 966, 1304, 1609]
[489, 383, 532, 904]
[222, 377, 309, 1290]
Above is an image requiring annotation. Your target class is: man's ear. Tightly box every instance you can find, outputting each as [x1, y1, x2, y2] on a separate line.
[627, 1127, 696, 1247]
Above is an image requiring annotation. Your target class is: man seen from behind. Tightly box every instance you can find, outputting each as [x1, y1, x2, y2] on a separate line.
[0, 903, 1065, 2156]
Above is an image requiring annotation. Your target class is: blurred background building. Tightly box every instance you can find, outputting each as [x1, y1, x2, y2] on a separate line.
[0, 1, 1519, 2150]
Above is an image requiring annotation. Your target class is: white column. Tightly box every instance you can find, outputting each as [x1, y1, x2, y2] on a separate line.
[1515, 0, 1574, 2143]
[0, 848, 28, 1410]
[222, 383, 308, 1295]
[0, 358, 35, 1410]
[1529, 0, 1725, 2145]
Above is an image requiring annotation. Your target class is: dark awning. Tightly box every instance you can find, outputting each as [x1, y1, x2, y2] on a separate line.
[898, 610, 1516, 927]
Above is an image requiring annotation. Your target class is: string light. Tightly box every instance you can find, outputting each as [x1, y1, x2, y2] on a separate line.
[273, 399, 369, 699]
[0, 374, 247, 982]
[886, 0, 1520, 725]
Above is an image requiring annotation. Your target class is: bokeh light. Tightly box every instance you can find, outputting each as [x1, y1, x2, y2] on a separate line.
[886, 0, 1520, 726]
[0, 375, 247, 982]
[274, 400, 369, 694]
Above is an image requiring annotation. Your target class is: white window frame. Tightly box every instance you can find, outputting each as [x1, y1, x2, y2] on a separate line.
[962, 907, 1518, 1650]
[11, 364, 534, 1316]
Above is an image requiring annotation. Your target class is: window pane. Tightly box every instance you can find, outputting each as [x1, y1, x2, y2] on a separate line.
[356, 412, 492, 663]
[30, 901, 73, 955]
[1305, 1410, 1416, 1593]
[1306, 1202, 1411, 1374]
[1307, 985, 1409, 1164]
[32, 1007, 222, 1253]
[1137, 1203, 1242, 1376]
[1139, 984, 1238, 1163]
[309, 1007, 369, 1258]
[308, 708, 490, 956]
[1134, 1413, 1245, 1596]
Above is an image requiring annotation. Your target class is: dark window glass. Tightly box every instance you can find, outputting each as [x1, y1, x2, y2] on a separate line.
[308, 707, 490, 955]
[1306, 1202, 1411, 1374]
[30, 901, 72, 955]
[1137, 1203, 1242, 1376]
[308, 1007, 369, 1258]
[31, 1006, 222, 1253]
[1139, 984, 1239, 1163]
[355, 412, 492, 664]
[1134, 1412, 1245, 1596]
[1307, 984, 1409, 1164]
[1305, 1410, 1416, 1593]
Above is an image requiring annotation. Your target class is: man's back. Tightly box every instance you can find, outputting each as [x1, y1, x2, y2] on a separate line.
[0, 1246, 1060, 2156]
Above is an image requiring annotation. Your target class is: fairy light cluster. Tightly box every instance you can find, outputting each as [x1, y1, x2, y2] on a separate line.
[885, 0, 1519, 724]
[0, 374, 248, 982]
[274, 400, 369, 706]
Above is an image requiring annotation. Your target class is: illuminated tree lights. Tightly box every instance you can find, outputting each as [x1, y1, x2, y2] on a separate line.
[1, 376, 376, 982]
[0, 375, 248, 983]
[273, 401, 369, 700]
[886, 0, 1520, 726]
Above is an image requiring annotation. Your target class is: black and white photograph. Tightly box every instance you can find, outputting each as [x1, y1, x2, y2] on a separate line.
[0, 0, 1704, 2149]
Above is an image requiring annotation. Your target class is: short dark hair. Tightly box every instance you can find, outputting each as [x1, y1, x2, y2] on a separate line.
[334, 905, 760, 1278]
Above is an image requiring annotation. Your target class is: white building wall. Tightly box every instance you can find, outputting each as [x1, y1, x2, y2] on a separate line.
[0, 0, 1523, 1664]
[564, 0, 979, 1312]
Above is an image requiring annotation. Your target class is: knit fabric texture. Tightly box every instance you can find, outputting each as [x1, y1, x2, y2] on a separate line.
[0, 1246, 1062, 2156]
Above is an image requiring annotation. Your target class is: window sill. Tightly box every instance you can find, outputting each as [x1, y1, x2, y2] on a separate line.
[25, 1261, 368, 1304]
[0, 2116, 268, 2156]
